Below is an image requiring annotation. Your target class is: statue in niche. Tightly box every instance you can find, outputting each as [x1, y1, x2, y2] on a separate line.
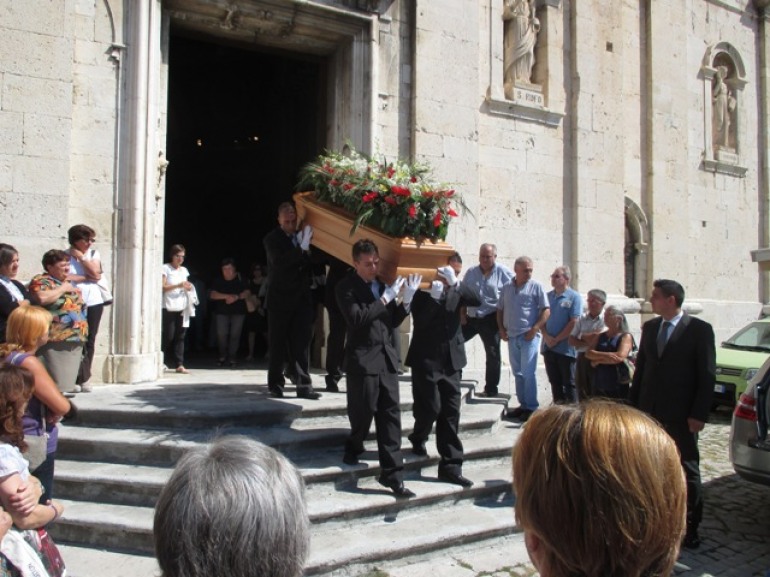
[712, 65, 737, 151]
[503, 0, 540, 97]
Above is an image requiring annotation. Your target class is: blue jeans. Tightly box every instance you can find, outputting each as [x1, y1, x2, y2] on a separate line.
[508, 333, 541, 411]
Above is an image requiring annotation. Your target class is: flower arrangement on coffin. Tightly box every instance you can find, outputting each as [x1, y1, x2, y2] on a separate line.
[296, 148, 464, 243]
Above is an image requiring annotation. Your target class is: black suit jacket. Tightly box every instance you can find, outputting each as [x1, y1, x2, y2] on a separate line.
[630, 313, 716, 426]
[405, 282, 480, 373]
[335, 272, 408, 376]
[263, 227, 311, 311]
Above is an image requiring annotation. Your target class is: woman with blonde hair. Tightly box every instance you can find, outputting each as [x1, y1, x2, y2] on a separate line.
[512, 401, 686, 577]
[0, 306, 73, 503]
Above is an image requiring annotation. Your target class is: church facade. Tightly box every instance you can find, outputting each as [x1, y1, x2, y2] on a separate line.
[2, 0, 769, 383]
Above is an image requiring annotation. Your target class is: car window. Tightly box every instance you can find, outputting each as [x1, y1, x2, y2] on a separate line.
[725, 322, 770, 349]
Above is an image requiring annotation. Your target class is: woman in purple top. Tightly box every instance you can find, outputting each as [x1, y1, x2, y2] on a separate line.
[0, 306, 73, 502]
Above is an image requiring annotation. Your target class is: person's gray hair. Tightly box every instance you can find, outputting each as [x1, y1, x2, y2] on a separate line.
[479, 243, 497, 255]
[587, 289, 607, 304]
[605, 305, 629, 333]
[154, 435, 310, 577]
[555, 265, 571, 280]
[514, 256, 533, 267]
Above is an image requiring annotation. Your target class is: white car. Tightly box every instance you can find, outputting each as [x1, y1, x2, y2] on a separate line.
[729, 355, 770, 486]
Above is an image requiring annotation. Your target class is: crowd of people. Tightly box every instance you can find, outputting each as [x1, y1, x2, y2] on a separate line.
[0, 203, 712, 574]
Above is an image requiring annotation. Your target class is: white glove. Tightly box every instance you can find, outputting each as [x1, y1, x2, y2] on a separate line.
[430, 280, 444, 300]
[382, 276, 405, 304]
[299, 225, 313, 251]
[436, 265, 457, 287]
[401, 274, 422, 305]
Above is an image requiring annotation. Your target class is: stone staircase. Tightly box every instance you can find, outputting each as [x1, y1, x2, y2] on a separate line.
[47, 368, 523, 577]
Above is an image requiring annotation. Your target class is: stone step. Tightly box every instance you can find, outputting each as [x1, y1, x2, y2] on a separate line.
[66, 379, 501, 430]
[56, 399, 507, 466]
[49, 459, 515, 563]
[53, 424, 520, 508]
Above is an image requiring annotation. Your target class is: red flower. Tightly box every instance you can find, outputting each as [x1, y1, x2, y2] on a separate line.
[445, 189, 455, 197]
[385, 196, 397, 205]
[410, 176, 417, 183]
[387, 166, 396, 178]
[433, 212, 442, 227]
[408, 205, 417, 218]
[391, 185, 410, 197]
[448, 208, 458, 217]
[422, 190, 434, 199]
[362, 192, 378, 203]
[343, 183, 355, 190]
[329, 179, 340, 187]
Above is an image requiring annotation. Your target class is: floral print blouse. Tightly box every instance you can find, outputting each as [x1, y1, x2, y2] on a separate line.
[28, 273, 88, 343]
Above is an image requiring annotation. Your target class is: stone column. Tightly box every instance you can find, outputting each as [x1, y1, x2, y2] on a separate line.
[109, 0, 165, 383]
[755, 0, 770, 304]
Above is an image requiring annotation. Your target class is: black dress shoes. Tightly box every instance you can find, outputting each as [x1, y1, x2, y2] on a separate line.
[378, 477, 415, 498]
[297, 388, 321, 400]
[682, 529, 701, 549]
[268, 386, 284, 398]
[411, 443, 428, 457]
[507, 406, 525, 418]
[324, 376, 340, 392]
[342, 453, 359, 465]
[438, 469, 474, 488]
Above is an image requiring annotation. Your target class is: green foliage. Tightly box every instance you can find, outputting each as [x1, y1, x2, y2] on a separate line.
[297, 147, 466, 242]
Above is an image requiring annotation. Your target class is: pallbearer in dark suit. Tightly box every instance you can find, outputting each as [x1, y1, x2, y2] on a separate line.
[262, 202, 321, 400]
[630, 279, 715, 550]
[406, 266, 480, 488]
[335, 239, 421, 498]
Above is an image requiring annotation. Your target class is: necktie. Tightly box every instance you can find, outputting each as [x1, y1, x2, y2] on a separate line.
[657, 320, 672, 356]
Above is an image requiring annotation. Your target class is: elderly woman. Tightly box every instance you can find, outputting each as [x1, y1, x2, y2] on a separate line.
[154, 436, 309, 577]
[0, 244, 30, 343]
[584, 305, 634, 400]
[512, 402, 686, 577]
[66, 224, 107, 392]
[28, 249, 88, 394]
[1, 306, 73, 502]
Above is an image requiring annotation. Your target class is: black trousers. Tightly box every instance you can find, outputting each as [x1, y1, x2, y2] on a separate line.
[461, 314, 501, 395]
[543, 350, 577, 403]
[666, 422, 703, 531]
[77, 303, 104, 384]
[267, 303, 313, 388]
[574, 352, 594, 401]
[345, 371, 404, 484]
[409, 367, 464, 473]
[162, 309, 187, 369]
[324, 305, 346, 386]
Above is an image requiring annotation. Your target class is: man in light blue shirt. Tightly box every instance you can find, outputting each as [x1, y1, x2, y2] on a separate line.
[461, 244, 513, 396]
[497, 256, 549, 420]
[542, 266, 582, 403]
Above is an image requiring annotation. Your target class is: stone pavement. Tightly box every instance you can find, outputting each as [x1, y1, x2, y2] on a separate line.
[56, 358, 770, 577]
[339, 408, 770, 577]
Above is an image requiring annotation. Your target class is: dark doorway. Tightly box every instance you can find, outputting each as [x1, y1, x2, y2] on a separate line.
[164, 32, 326, 277]
[164, 32, 326, 361]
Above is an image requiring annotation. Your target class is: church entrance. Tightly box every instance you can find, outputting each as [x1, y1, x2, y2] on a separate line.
[163, 32, 326, 362]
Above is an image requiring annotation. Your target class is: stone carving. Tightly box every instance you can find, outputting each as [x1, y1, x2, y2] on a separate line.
[712, 65, 737, 151]
[503, 0, 540, 97]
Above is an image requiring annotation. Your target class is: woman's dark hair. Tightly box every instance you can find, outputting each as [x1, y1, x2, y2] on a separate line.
[169, 244, 186, 258]
[0, 244, 18, 269]
[221, 257, 236, 268]
[0, 364, 35, 452]
[41, 249, 70, 269]
[68, 224, 96, 245]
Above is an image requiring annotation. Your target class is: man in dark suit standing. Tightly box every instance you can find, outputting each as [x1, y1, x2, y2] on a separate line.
[630, 279, 715, 550]
[336, 239, 420, 498]
[262, 202, 321, 399]
[406, 266, 480, 488]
